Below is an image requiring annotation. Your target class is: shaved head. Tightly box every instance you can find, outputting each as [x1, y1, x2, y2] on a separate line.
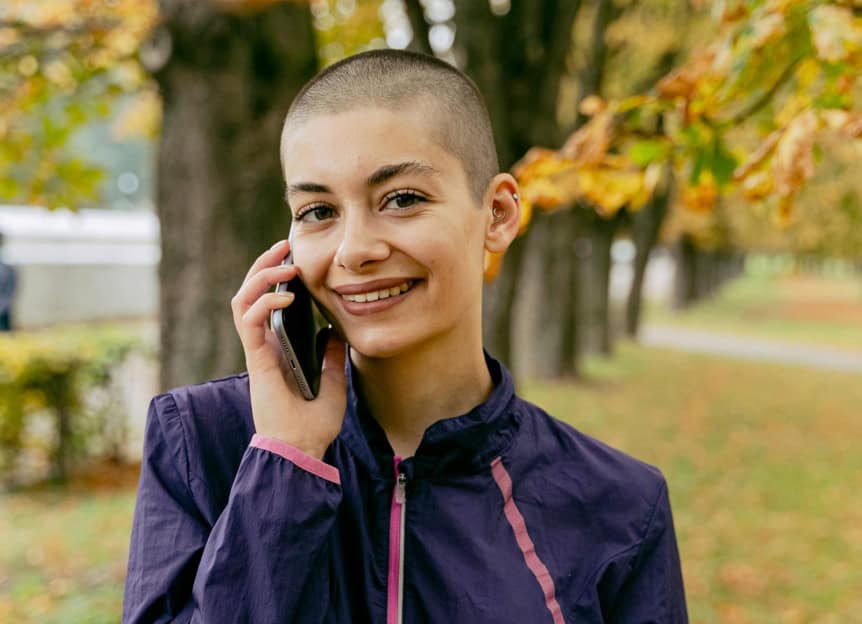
[281, 49, 499, 204]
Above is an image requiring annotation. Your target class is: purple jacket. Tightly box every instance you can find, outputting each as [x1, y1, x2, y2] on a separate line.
[123, 349, 688, 623]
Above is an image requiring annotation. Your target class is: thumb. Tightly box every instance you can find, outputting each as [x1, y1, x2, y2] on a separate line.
[318, 327, 347, 395]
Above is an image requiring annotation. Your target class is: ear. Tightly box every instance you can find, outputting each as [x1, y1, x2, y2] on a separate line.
[483, 173, 521, 255]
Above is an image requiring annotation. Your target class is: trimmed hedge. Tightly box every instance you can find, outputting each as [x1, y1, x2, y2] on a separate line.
[0, 322, 155, 487]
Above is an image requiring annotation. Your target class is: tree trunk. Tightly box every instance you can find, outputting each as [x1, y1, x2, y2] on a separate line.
[585, 210, 624, 356]
[558, 208, 581, 376]
[455, 0, 582, 374]
[403, 0, 433, 55]
[482, 233, 529, 377]
[674, 234, 698, 309]
[542, 0, 617, 371]
[152, 1, 318, 391]
[513, 205, 585, 379]
[626, 170, 672, 338]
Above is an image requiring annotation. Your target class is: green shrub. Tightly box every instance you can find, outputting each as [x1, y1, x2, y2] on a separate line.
[0, 322, 154, 487]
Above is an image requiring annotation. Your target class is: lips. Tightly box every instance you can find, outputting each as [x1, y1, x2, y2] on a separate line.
[340, 280, 413, 303]
[332, 277, 420, 296]
[335, 279, 421, 316]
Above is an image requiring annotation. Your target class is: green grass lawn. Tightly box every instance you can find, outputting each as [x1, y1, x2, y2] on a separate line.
[0, 463, 140, 623]
[644, 267, 862, 353]
[2, 271, 861, 621]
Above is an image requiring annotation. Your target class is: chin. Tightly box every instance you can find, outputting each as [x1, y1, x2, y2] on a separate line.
[346, 329, 419, 360]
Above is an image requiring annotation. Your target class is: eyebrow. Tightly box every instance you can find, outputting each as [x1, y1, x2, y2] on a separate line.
[284, 161, 441, 204]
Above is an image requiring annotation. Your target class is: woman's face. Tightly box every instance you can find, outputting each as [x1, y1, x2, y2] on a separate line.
[280, 105, 490, 359]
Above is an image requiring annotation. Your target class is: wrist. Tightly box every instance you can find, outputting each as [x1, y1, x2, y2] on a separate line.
[255, 431, 327, 460]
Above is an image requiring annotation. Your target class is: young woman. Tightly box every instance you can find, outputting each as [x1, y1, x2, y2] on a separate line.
[123, 49, 688, 623]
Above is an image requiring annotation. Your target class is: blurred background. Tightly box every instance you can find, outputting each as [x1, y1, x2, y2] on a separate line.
[1, 0, 861, 621]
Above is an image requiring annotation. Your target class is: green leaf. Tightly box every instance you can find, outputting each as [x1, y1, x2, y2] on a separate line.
[710, 136, 738, 186]
[690, 146, 706, 185]
[628, 139, 670, 166]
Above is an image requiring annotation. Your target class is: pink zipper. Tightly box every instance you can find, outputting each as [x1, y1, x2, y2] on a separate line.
[386, 456, 407, 624]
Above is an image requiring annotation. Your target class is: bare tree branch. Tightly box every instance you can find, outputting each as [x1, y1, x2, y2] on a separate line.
[403, 0, 433, 56]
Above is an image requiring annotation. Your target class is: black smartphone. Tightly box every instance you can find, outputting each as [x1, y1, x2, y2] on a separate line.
[270, 229, 333, 400]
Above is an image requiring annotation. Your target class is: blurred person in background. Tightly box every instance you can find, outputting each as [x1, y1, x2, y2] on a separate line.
[0, 230, 17, 332]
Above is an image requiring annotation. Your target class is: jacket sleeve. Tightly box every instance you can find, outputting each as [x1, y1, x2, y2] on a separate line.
[122, 393, 342, 624]
[604, 478, 689, 624]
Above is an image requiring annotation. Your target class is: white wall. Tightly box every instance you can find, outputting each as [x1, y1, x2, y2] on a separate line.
[609, 239, 675, 304]
[0, 204, 159, 328]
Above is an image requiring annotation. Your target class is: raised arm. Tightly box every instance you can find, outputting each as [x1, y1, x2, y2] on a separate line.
[122, 394, 342, 624]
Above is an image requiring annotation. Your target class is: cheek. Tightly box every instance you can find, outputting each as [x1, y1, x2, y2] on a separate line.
[421, 220, 482, 276]
[423, 239, 476, 290]
[292, 243, 331, 292]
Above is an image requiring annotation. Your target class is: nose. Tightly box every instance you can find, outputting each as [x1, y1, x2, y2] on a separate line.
[333, 210, 390, 272]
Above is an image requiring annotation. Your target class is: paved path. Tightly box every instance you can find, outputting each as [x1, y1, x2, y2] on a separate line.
[640, 324, 862, 374]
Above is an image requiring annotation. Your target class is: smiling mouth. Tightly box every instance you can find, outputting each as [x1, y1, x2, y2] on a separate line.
[338, 279, 416, 303]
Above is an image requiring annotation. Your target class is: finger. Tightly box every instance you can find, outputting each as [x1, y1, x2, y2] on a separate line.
[243, 239, 291, 285]
[233, 263, 299, 318]
[319, 330, 347, 394]
[232, 264, 298, 332]
[240, 290, 296, 347]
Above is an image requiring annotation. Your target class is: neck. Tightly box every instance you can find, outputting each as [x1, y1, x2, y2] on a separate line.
[350, 321, 494, 459]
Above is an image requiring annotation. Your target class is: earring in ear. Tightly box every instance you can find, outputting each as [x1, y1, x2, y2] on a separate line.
[492, 206, 505, 222]
[512, 193, 519, 201]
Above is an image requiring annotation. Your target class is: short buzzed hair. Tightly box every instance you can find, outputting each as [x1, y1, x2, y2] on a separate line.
[281, 49, 499, 204]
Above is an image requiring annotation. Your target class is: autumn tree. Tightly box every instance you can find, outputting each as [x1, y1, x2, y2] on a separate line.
[0, 0, 157, 208]
[148, 1, 322, 390]
[510, 0, 862, 355]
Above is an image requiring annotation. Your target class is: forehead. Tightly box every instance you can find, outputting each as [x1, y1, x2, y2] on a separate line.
[281, 105, 463, 185]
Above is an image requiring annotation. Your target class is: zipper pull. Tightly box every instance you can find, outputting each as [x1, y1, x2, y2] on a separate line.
[395, 472, 407, 504]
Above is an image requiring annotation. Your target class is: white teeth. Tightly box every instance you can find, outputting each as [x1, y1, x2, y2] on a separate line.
[342, 280, 413, 303]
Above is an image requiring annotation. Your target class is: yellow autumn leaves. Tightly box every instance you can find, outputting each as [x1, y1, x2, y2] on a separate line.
[513, 97, 661, 220]
[483, 97, 662, 281]
[483, 1, 862, 281]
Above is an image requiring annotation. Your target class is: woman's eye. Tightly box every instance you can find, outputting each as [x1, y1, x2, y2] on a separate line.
[384, 191, 424, 211]
[296, 205, 335, 223]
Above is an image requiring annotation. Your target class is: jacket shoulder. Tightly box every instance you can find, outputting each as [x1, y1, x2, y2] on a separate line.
[510, 396, 668, 527]
[152, 372, 255, 514]
[162, 371, 253, 431]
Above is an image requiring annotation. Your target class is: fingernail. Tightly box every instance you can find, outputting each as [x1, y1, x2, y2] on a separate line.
[270, 239, 287, 250]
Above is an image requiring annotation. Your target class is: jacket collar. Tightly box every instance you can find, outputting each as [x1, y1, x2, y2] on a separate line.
[339, 347, 521, 480]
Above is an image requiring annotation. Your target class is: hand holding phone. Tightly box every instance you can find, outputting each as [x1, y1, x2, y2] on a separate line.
[270, 230, 332, 400]
[230, 238, 347, 459]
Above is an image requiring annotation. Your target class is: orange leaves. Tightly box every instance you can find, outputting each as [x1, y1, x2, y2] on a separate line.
[560, 95, 613, 165]
[681, 174, 718, 213]
[732, 128, 783, 183]
[491, 98, 664, 283]
[653, 1, 862, 231]
[510, 97, 661, 223]
[656, 53, 710, 102]
[730, 111, 819, 223]
[483, 251, 504, 283]
[773, 110, 818, 198]
[511, 147, 575, 214]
